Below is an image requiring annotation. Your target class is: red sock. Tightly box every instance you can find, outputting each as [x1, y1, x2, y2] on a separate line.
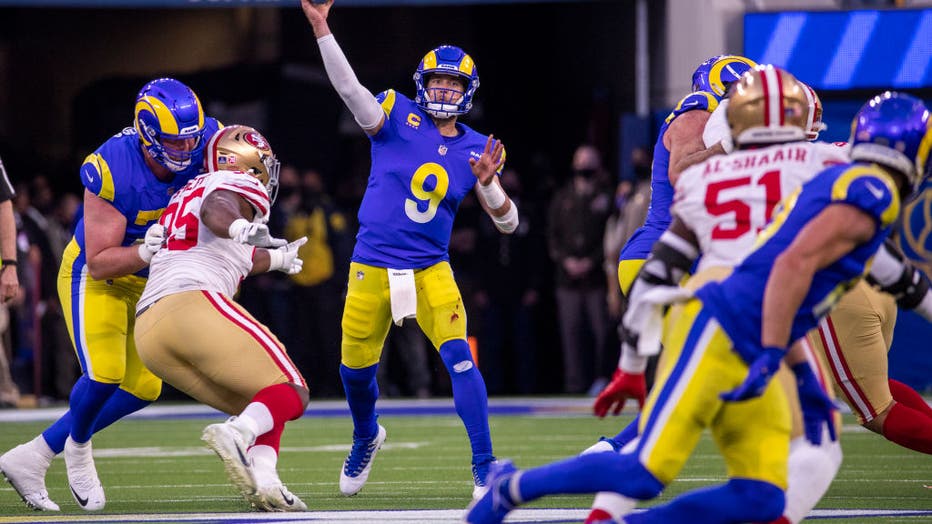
[255, 423, 285, 454]
[252, 383, 305, 425]
[882, 402, 932, 454]
[889, 379, 932, 418]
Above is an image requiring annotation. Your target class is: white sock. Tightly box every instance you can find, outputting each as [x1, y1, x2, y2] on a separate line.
[238, 402, 274, 438]
[784, 435, 842, 523]
[591, 491, 638, 521]
[32, 435, 56, 461]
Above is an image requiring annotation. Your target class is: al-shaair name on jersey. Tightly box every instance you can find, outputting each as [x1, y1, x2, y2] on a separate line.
[695, 162, 901, 364]
[674, 141, 848, 271]
[352, 90, 503, 269]
[75, 120, 221, 277]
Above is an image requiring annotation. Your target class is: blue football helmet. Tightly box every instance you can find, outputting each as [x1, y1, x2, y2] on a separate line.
[134, 78, 206, 173]
[691, 55, 757, 100]
[413, 45, 479, 119]
[850, 91, 932, 194]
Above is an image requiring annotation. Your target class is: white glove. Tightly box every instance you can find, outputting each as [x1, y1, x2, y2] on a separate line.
[228, 218, 287, 248]
[267, 237, 308, 275]
[703, 98, 733, 154]
[137, 223, 165, 264]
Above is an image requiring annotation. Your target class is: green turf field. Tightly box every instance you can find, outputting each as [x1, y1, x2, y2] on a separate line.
[0, 405, 930, 522]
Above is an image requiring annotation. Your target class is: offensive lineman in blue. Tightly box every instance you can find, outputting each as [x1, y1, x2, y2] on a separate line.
[301, 0, 518, 499]
[465, 93, 932, 524]
[591, 55, 757, 441]
[0, 78, 221, 511]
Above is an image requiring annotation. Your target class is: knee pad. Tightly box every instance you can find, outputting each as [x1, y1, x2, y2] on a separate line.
[439, 339, 474, 374]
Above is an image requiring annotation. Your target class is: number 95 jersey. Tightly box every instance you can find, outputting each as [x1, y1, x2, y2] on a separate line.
[353, 90, 504, 269]
[137, 170, 271, 313]
[674, 141, 848, 271]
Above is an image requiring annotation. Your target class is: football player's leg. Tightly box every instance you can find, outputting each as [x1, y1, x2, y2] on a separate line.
[416, 262, 493, 493]
[339, 263, 392, 495]
[629, 347, 791, 524]
[497, 300, 719, 524]
[773, 340, 841, 524]
[816, 284, 932, 453]
[341, 263, 391, 438]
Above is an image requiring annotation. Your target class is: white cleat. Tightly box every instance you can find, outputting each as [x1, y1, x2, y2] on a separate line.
[64, 437, 105, 511]
[472, 483, 489, 501]
[249, 482, 308, 512]
[202, 418, 257, 499]
[339, 424, 387, 496]
[0, 437, 59, 511]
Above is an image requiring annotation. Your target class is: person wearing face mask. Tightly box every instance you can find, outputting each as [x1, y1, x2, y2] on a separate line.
[547, 144, 614, 395]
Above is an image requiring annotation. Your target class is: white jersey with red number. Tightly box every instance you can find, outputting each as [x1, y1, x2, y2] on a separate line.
[673, 141, 848, 271]
[137, 170, 271, 313]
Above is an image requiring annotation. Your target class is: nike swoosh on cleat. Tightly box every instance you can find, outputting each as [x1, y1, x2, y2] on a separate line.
[70, 484, 89, 507]
[234, 445, 250, 467]
[280, 488, 294, 505]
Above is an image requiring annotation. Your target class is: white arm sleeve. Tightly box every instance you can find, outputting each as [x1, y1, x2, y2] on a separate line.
[317, 34, 384, 130]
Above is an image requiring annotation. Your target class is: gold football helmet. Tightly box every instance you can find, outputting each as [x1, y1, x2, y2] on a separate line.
[727, 65, 809, 147]
[799, 80, 827, 141]
[206, 124, 281, 203]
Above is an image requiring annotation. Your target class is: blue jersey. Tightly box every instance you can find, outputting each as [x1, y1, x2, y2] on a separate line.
[619, 91, 720, 262]
[696, 163, 901, 364]
[73, 120, 221, 277]
[353, 90, 501, 268]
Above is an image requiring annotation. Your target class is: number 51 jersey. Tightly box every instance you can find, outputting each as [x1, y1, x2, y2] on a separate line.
[353, 90, 503, 269]
[673, 141, 848, 271]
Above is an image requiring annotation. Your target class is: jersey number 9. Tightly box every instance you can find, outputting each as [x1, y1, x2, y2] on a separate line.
[405, 162, 450, 224]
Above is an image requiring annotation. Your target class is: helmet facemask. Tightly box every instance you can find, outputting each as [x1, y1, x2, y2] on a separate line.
[134, 78, 206, 173]
[414, 45, 479, 119]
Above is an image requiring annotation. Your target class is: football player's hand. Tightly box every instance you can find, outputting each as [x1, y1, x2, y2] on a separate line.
[300, 0, 333, 28]
[138, 223, 165, 264]
[793, 362, 838, 446]
[469, 135, 505, 186]
[720, 346, 784, 402]
[228, 218, 287, 248]
[268, 237, 308, 275]
[593, 368, 647, 418]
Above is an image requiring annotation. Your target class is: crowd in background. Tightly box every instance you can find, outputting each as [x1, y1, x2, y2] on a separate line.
[0, 142, 654, 405]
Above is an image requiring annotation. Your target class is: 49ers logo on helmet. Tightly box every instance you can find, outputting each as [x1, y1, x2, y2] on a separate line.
[244, 131, 269, 151]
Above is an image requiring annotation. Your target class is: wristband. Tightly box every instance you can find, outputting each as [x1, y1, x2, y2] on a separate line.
[1, 259, 16, 267]
[267, 247, 284, 272]
[476, 180, 507, 209]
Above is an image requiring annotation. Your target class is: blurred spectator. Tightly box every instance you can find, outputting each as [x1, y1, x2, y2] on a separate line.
[475, 168, 545, 395]
[283, 167, 352, 397]
[547, 144, 613, 394]
[377, 319, 432, 399]
[10, 182, 43, 397]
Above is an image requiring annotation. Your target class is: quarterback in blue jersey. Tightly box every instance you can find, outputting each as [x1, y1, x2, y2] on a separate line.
[301, 0, 517, 499]
[0, 78, 221, 512]
[465, 92, 932, 524]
